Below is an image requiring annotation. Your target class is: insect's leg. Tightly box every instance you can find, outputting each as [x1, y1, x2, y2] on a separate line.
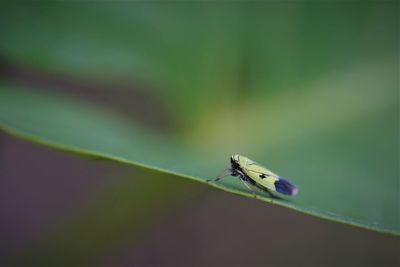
[206, 168, 232, 182]
[239, 177, 257, 199]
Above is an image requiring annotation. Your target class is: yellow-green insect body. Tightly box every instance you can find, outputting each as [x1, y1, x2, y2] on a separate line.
[231, 154, 279, 191]
[209, 154, 298, 198]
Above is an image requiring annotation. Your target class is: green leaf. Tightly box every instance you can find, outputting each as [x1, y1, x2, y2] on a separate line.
[0, 66, 398, 236]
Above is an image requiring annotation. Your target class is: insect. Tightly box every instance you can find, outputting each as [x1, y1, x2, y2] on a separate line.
[207, 154, 298, 198]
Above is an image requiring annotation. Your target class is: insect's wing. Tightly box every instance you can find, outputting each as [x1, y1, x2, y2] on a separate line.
[242, 164, 298, 196]
[242, 164, 279, 191]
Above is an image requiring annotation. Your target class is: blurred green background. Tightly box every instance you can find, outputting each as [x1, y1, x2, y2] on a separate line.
[0, 2, 399, 267]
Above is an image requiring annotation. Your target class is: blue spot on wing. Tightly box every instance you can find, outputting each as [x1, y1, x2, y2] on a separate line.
[274, 177, 298, 196]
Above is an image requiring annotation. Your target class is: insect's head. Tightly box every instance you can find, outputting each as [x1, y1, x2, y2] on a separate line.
[230, 154, 240, 162]
[230, 154, 241, 169]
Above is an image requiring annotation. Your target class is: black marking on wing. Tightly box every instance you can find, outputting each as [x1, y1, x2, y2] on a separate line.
[242, 167, 269, 176]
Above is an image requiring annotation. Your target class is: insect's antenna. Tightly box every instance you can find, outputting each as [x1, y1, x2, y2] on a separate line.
[206, 168, 232, 182]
